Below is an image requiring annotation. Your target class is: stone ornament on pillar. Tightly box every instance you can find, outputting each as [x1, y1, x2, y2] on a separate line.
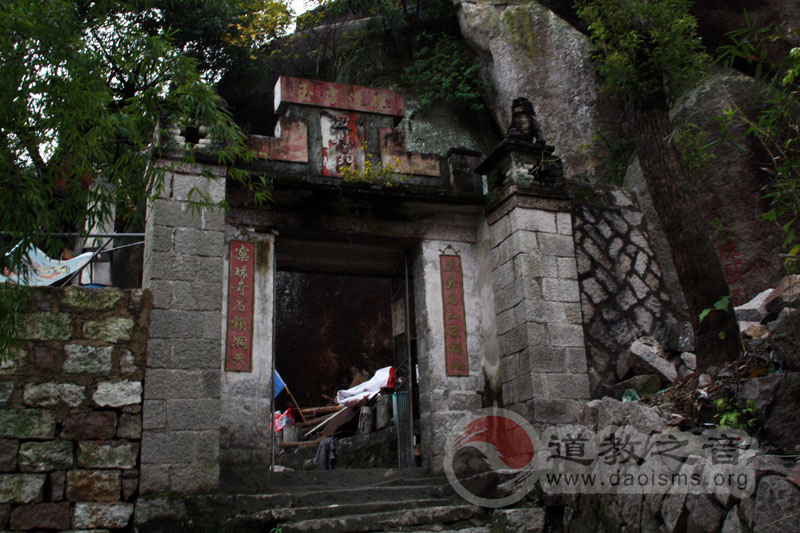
[476, 97, 565, 199]
[507, 97, 544, 144]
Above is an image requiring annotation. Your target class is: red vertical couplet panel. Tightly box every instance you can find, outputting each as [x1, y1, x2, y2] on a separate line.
[440, 254, 469, 376]
[226, 240, 256, 372]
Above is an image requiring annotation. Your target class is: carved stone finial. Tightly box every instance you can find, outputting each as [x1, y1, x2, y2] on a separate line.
[476, 96, 565, 197]
[507, 97, 544, 144]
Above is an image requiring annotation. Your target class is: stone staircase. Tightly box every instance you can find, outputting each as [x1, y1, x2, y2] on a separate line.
[215, 468, 490, 532]
[136, 468, 548, 532]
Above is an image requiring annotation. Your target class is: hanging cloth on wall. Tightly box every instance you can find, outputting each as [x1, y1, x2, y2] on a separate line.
[1, 243, 98, 286]
[315, 436, 336, 470]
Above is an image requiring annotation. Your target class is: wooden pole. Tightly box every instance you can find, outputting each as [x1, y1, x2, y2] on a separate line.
[284, 385, 307, 423]
[300, 405, 345, 417]
[303, 408, 347, 438]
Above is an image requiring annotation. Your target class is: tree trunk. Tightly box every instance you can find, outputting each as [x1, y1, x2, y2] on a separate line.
[627, 96, 740, 368]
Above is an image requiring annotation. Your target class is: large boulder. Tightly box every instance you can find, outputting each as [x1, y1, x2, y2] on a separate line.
[766, 308, 800, 370]
[667, 68, 785, 307]
[739, 372, 800, 451]
[760, 373, 800, 452]
[455, 0, 622, 178]
[753, 476, 800, 533]
[579, 396, 669, 434]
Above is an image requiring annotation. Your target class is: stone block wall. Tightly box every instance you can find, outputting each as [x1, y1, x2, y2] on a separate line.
[571, 182, 684, 395]
[486, 192, 591, 425]
[414, 240, 485, 474]
[141, 161, 226, 494]
[0, 287, 150, 531]
[220, 232, 275, 470]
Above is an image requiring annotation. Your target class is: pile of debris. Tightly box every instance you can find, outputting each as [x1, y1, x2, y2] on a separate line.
[604, 276, 800, 453]
[733, 275, 800, 371]
[274, 366, 401, 469]
[608, 326, 697, 403]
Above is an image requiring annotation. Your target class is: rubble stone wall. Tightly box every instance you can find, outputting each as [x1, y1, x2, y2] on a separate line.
[557, 398, 800, 533]
[0, 287, 150, 531]
[572, 182, 684, 396]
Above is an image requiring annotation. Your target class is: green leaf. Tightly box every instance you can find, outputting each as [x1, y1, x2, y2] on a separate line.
[714, 295, 732, 312]
[0, 0, 267, 356]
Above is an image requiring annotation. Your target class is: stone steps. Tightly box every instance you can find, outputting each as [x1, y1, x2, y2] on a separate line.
[398, 528, 491, 533]
[269, 504, 488, 532]
[222, 466, 435, 493]
[152, 468, 545, 532]
[223, 482, 452, 511]
[269, 497, 455, 522]
[139, 486, 546, 532]
[225, 497, 468, 530]
[214, 468, 492, 532]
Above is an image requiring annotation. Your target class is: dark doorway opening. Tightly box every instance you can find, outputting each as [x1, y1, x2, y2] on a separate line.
[274, 271, 395, 410]
[273, 238, 419, 470]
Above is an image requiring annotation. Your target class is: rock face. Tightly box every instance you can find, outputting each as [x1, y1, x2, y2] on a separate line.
[668, 68, 785, 306]
[740, 372, 800, 452]
[753, 476, 800, 532]
[767, 308, 800, 370]
[456, 0, 622, 178]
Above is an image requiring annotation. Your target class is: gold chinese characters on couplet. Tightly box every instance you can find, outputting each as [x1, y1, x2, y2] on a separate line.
[226, 241, 255, 372]
[440, 254, 469, 376]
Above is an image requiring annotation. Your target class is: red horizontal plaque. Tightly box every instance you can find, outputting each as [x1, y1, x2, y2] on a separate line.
[275, 76, 404, 117]
[226, 241, 255, 372]
[441, 254, 469, 376]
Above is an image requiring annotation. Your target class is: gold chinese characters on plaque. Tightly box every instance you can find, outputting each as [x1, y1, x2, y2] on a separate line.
[440, 254, 469, 376]
[226, 241, 255, 372]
